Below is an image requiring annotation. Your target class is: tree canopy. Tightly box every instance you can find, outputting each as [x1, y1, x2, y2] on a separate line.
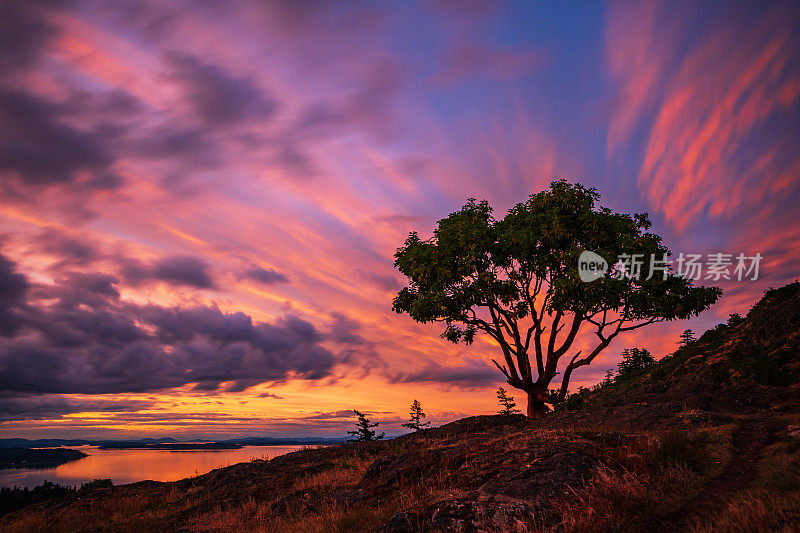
[393, 180, 721, 417]
[616, 348, 656, 377]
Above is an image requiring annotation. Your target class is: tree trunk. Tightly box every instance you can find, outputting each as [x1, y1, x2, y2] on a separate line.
[526, 389, 548, 418]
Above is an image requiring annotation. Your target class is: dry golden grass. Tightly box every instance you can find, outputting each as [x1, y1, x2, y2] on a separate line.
[692, 492, 800, 533]
[193, 498, 394, 533]
[692, 429, 800, 532]
[293, 453, 373, 493]
[186, 470, 464, 533]
[3, 489, 183, 533]
[182, 444, 472, 533]
[553, 425, 732, 532]
[556, 462, 697, 532]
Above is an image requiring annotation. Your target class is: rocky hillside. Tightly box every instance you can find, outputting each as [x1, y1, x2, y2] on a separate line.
[555, 281, 800, 428]
[3, 283, 800, 532]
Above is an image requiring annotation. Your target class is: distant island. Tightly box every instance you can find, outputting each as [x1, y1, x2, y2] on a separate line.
[0, 438, 178, 449]
[0, 448, 87, 470]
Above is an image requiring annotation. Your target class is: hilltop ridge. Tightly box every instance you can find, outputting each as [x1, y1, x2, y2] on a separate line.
[551, 281, 800, 428]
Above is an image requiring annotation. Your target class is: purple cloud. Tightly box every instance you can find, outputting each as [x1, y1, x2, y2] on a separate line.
[239, 266, 289, 285]
[123, 255, 216, 289]
[0, 253, 354, 395]
[164, 51, 278, 126]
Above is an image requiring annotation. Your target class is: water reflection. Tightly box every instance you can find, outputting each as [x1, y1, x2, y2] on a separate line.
[0, 445, 303, 489]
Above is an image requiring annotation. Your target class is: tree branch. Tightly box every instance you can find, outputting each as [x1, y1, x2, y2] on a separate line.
[492, 359, 512, 382]
[488, 307, 521, 382]
[553, 313, 582, 358]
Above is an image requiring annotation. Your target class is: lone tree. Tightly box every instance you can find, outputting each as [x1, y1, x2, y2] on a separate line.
[393, 180, 721, 418]
[679, 329, 697, 346]
[347, 410, 385, 441]
[497, 386, 520, 415]
[402, 399, 430, 431]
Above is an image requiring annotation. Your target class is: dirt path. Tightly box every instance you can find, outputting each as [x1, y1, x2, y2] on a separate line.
[658, 417, 771, 532]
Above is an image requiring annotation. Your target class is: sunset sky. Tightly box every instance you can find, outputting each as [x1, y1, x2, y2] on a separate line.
[1, 0, 799, 439]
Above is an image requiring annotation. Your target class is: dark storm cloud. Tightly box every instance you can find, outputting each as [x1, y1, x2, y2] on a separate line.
[0, 251, 29, 336]
[0, 0, 69, 75]
[37, 272, 120, 309]
[0, 252, 344, 395]
[122, 255, 216, 289]
[135, 126, 217, 166]
[239, 266, 289, 285]
[387, 356, 499, 388]
[0, 394, 154, 422]
[0, 4, 245, 199]
[35, 228, 99, 267]
[0, 89, 124, 190]
[164, 52, 278, 126]
[1, 0, 411, 207]
[153, 256, 216, 288]
[25, 274, 142, 349]
[325, 312, 369, 346]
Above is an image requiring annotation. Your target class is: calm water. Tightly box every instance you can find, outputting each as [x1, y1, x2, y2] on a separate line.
[0, 445, 304, 489]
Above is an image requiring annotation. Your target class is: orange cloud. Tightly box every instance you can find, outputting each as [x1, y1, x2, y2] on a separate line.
[608, 2, 800, 231]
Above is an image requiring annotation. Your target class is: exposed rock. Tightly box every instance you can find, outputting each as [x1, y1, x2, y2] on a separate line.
[381, 499, 543, 533]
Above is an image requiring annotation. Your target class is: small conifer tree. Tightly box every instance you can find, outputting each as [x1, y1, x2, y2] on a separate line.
[402, 399, 430, 431]
[347, 410, 384, 441]
[679, 329, 697, 346]
[496, 387, 520, 415]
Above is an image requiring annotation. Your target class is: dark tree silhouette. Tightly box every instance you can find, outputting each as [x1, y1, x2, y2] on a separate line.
[393, 180, 721, 418]
[347, 410, 384, 441]
[496, 387, 520, 415]
[727, 313, 744, 327]
[0, 481, 76, 516]
[616, 348, 655, 376]
[679, 329, 697, 346]
[402, 399, 430, 431]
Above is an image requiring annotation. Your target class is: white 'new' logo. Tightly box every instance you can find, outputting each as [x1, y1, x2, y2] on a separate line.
[578, 250, 608, 282]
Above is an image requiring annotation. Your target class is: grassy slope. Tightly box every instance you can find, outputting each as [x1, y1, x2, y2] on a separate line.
[2, 282, 800, 532]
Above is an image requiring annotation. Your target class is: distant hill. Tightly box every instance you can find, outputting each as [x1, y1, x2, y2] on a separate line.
[0, 436, 345, 449]
[0, 448, 87, 470]
[0, 438, 177, 449]
[2, 282, 799, 532]
[96, 443, 243, 450]
[218, 437, 347, 446]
